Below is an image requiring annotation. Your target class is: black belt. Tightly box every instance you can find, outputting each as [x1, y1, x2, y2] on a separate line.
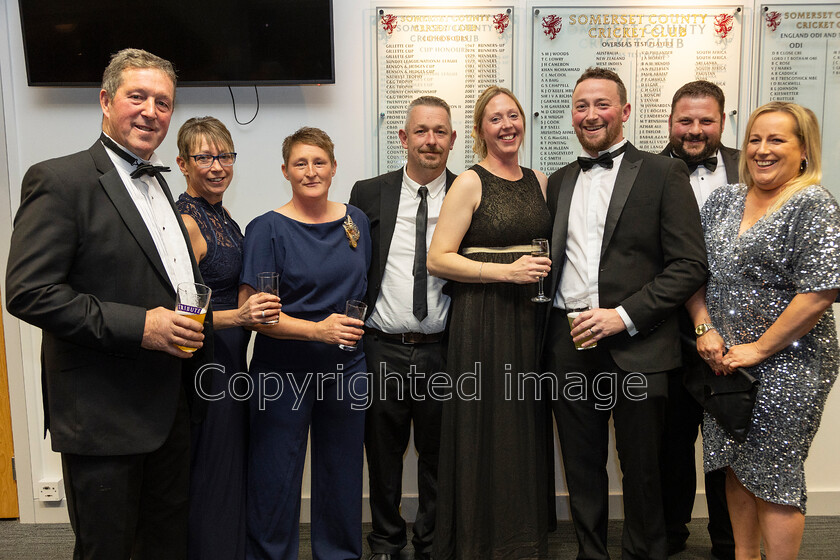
[365, 327, 444, 345]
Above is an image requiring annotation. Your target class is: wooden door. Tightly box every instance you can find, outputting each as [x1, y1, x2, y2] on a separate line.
[0, 289, 19, 518]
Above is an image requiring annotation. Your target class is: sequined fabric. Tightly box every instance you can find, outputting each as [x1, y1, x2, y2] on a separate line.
[700, 183, 840, 512]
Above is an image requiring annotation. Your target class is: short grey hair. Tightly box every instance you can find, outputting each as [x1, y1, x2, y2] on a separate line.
[404, 96, 452, 130]
[101, 48, 177, 103]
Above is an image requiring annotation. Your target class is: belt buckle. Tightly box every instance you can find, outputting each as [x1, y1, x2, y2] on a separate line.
[401, 332, 415, 345]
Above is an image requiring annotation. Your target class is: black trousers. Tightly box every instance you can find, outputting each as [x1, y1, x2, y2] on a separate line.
[545, 309, 668, 560]
[661, 326, 734, 559]
[62, 389, 190, 560]
[363, 333, 445, 555]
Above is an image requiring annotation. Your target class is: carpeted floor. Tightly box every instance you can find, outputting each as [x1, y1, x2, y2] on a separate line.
[1, 517, 838, 559]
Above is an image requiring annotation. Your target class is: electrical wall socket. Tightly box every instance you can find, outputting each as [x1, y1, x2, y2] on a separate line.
[38, 478, 65, 502]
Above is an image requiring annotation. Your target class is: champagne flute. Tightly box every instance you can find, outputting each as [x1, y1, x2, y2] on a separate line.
[531, 238, 551, 303]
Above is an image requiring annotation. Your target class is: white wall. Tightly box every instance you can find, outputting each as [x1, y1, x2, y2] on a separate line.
[2, 0, 838, 523]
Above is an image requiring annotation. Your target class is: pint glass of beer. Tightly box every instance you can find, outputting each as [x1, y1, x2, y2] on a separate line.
[175, 282, 212, 352]
[565, 297, 596, 350]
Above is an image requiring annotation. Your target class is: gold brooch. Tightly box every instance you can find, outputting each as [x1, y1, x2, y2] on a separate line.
[343, 215, 360, 249]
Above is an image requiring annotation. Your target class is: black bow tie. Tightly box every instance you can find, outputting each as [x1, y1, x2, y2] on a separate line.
[687, 156, 718, 173]
[100, 133, 170, 179]
[578, 144, 626, 171]
[130, 163, 171, 179]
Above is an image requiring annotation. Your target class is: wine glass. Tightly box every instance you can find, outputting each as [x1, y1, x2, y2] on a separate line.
[531, 238, 551, 303]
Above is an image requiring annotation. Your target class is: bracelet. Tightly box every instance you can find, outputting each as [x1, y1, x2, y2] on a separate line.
[478, 262, 485, 284]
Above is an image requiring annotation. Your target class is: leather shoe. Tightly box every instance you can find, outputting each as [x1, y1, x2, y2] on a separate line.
[368, 554, 394, 560]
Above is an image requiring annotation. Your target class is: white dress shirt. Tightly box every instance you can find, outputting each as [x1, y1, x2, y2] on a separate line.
[555, 139, 636, 334]
[367, 168, 450, 334]
[102, 135, 195, 292]
[684, 150, 729, 207]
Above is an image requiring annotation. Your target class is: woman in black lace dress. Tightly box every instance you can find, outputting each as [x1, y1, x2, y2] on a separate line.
[175, 117, 281, 560]
[428, 87, 554, 559]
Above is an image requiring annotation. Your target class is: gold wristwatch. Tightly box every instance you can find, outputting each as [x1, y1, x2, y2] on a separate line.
[695, 323, 716, 337]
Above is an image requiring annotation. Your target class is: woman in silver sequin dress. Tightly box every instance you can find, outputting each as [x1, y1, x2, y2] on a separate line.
[686, 102, 840, 560]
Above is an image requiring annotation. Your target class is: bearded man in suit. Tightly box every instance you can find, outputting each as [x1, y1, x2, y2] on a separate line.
[6, 48, 210, 560]
[349, 96, 456, 560]
[543, 67, 707, 560]
[659, 80, 738, 560]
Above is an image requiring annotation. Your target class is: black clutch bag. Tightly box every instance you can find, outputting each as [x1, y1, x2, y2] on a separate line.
[681, 335, 759, 443]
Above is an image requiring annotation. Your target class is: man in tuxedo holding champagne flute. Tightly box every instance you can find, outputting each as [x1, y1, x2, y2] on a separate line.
[6, 48, 211, 559]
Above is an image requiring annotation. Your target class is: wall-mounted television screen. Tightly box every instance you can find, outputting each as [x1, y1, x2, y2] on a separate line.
[18, 0, 335, 86]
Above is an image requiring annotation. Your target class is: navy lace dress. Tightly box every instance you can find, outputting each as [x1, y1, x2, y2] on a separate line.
[177, 192, 249, 560]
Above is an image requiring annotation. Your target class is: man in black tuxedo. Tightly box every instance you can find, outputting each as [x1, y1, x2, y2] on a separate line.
[659, 80, 738, 560]
[543, 67, 707, 560]
[6, 49, 210, 560]
[349, 96, 457, 560]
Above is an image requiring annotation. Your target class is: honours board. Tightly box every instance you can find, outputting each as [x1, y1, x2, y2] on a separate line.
[376, 7, 515, 175]
[531, 7, 743, 173]
[758, 4, 840, 198]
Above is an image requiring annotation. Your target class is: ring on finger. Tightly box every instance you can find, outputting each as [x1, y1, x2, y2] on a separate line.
[262, 310, 265, 318]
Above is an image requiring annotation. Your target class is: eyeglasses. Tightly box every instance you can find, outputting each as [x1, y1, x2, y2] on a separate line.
[189, 153, 237, 168]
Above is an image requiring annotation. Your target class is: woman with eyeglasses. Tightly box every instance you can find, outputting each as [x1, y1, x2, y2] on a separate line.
[175, 116, 281, 560]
